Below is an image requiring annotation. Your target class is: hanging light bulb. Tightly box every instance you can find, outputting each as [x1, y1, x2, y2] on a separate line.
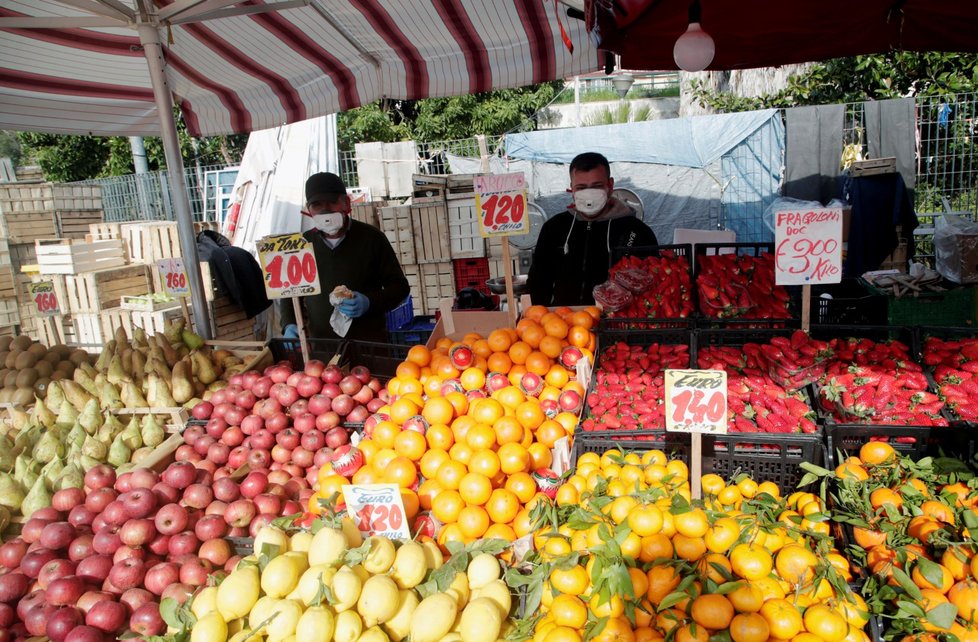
[673, 0, 715, 72]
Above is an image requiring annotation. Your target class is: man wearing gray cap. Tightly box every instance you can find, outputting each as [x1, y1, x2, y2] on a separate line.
[280, 172, 409, 342]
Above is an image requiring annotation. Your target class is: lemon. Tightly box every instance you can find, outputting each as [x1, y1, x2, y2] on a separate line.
[421, 540, 444, 570]
[218, 564, 261, 621]
[191, 586, 219, 619]
[357, 575, 400, 627]
[342, 516, 364, 547]
[265, 599, 303, 642]
[261, 552, 307, 598]
[249, 595, 280, 633]
[447, 572, 470, 608]
[410, 593, 459, 642]
[390, 541, 427, 589]
[382, 589, 419, 642]
[333, 565, 364, 611]
[458, 598, 502, 642]
[472, 579, 511, 618]
[362, 536, 396, 574]
[253, 525, 290, 557]
[351, 564, 371, 583]
[291, 531, 314, 553]
[228, 632, 253, 642]
[296, 605, 336, 641]
[358, 625, 392, 642]
[191, 611, 228, 642]
[309, 527, 348, 567]
[466, 554, 500, 590]
[291, 565, 336, 605]
[334, 610, 364, 642]
[436, 634, 463, 642]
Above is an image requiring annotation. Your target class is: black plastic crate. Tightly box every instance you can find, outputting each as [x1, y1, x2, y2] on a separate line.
[610, 243, 693, 267]
[571, 430, 824, 489]
[596, 326, 693, 355]
[344, 340, 412, 381]
[787, 279, 887, 326]
[824, 424, 978, 469]
[267, 337, 346, 370]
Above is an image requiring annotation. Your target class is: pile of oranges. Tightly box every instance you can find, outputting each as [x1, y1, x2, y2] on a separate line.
[309, 305, 599, 550]
[831, 441, 978, 642]
[526, 450, 869, 642]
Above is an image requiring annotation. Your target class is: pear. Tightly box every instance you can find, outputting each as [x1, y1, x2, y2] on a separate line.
[0, 447, 14, 473]
[21, 475, 50, 518]
[78, 399, 102, 433]
[57, 464, 84, 490]
[147, 357, 172, 380]
[31, 398, 56, 429]
[0, 473, 25, 510]
[73, 367, 98, 397]
[100, 413, 124, 440]
[141, 414, 166, 448]
[106, 354, 128, 386]
[171, 358, 194, 404]
[41, 456, 65, 490]
[163, 318, 185, 344]
[7, 407, 30, 431]
[182, 328, 205, 350]
[33, 431, 65, 464]
[61, 380, 94, 412]
[121, 381, 149, 409]
[79, 454, 101, 472]
[79, 361, 97, 379]
[131, 350, 147, 380]
[55, 401, 78, 429]
[191, 351, 218, 385]
[14, 454, 40, 490]
[81, 435, 108, 460]
[96, 378, 123, 410]
[119, 417, 143, 450]
[147, 374, 178, 409]
[93, 340, 116, 372]
[133, 326, 147, 347]
[66, 421, 86, 449]
[107, 435, 131, 467]
[46, 381, 67, 414]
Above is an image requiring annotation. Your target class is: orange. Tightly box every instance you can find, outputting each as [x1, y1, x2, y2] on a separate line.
[393, 429, 428, 461]
[536, 419, 567, 448]
[728, 582, 764, 613]
[519, 322, 545, 349]
[466, 423, 498, 450]
[431, 488, 465, 523]
[444, 392, 469, 417]
[550, 594, 588, 628]
[417, 478, 443, 511]
[422, 397, 455, 426]
[494, 417, 525, 447]
[704, 517, 740, 554]
[870, 488, 904, 510]
[485, 522, 517, 542]
[526, 351, 552, 376]
[859, 441, 896, 466]
[457, 505, 490, 538]
[673, 509, 709, 538]
[594, 617, 636, 642]
[775, 544, 818, 585]
[485, 487, 520, 524]
[496, 385, 526, 409]
[470, 398, 505, 425]
[516, 400, 546, 430]
[419, 448, 451, 479]
[400, 489, 420, 520]
[543, 627, 582, 642]
[729, 613, 771, 642]
[437, 522, 466, 551]
[803, 604, 848, 642]
[468, 449, 501, 478]
[730, 543, 774, 580]
[949, 579, 978, 620]
[406, 345, 432, 367]
[759, 599, 804, 639]
[589, 593, 625, 619]
[539, 336, 564, 360]
[922, 500, 956, 525]
[544, 364, 571, 388]
[396, 361, 421, 380]
[449, 442, 473, 465]
[543, 317, 569, 340]
[509, 341, 532, 365]
[640, 534, 674, 564]
[459, 472, 493, 506]
[384, 456, 418, 488]
[551, 565, 589, 596]
[352, 464, 383, 485]
[425, 424, 455, 451]
[645, 565, 681, 605]
[506, 472, 538, 504]
[524, 305, 548, 322]
[372, 420, 401, 449]
[318, 474, 348, 502]
[389, 398, 420, 425]
[528, 442, 553, 469]
[487, 329, 513, 353]
[672, 533, 707, 562]
[487, 351, 513, 374]
[674, 625, 708, 642]
[912, 562, 954, 593]
[691, 593, 735, 629]
[460, 367, 486, 392]
[435, 460, 468, 490]
[498, 442, 531, 475]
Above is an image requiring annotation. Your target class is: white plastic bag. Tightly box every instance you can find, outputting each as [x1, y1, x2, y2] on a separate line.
[329, 291, 352, 337]
[934, 214, 978, 284]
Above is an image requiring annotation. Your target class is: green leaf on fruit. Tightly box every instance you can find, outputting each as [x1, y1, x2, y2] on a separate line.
[925, 602, 958, 630]
[891, 566, 923, 600]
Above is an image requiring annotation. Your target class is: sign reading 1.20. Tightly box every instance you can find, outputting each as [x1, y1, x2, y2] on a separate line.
[475, 172, 530, 237]
[342, 483, 410, 539]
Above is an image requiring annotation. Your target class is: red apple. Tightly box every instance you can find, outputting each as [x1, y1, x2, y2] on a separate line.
[92, 528, 121, 556]
[38, 558, 77, 589]
[162, 461, 196, 490]
[86, 600, 128, 633]
[0, 572, 30, 603]
[154, 503, 189, 536]
[119, 518, 156, 547]
[167, 531, 200, 557]
[51, 488, 86, 513]
[182, 483, 214, 510]
[84, 465, 116, 491]
[144, 562, 180, 596]
[195, 514, 228, 541]
[130, 602, 165, 636]
[20, 547, 58, 578]
[76, 555, 113, 584]
[179, 557, 213, 586]
[47, 575, 87, 606]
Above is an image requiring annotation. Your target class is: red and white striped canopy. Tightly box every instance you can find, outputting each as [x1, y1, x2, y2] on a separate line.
[0, 0, 600, 137]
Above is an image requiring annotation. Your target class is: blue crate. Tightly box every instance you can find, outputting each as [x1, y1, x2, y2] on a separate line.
[390, 315, 437, 346]
[385, 296, 413, 331]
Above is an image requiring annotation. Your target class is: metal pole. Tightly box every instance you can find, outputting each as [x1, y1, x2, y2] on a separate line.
[137, 22, 213, 338]
[129, 136, 154, 218]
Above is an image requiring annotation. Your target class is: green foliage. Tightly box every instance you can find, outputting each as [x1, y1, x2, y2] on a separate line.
[583, 103, 654, 126]
[16, 133, 110, 182]
[0, 132, 22, 167]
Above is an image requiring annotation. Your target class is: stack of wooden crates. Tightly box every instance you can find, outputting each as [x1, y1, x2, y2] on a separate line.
[0, 180, 105, 341]
[352, 174, 521, 316]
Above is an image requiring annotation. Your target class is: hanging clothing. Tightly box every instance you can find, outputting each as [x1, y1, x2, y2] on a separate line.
[864, 98, 917, 189]
[195, 230, 271, 318]
[845, 172, 918, 276]
[784, 104, 845, 204]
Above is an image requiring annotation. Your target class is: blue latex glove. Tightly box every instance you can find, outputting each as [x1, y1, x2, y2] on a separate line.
[283, 324, 300, 339]
[338, 292, 370, 318]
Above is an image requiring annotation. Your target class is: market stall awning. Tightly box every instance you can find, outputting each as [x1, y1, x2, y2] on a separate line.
[0, 0, 601, 137]
[584, 0, 978, 71]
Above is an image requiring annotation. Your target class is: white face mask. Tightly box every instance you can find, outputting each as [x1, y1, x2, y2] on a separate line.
[314, 212, 345, 235]
[573, 188, 608, 216]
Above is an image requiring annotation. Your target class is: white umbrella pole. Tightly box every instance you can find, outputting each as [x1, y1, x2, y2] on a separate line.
[138, 23, 214, 339]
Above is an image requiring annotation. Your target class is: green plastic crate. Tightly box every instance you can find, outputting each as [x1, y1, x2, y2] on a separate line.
[862, 280, 977, 326]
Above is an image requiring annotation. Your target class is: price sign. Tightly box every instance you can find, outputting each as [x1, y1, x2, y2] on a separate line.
[343, 484, 410, 539]
[475, 172, 529, 237]
[665, 369, 728, 434]
[774, 208, 843, 285]
[157, 258, 190, 297]
[257, 233, 322, 299]
[29, 281, 60, 317]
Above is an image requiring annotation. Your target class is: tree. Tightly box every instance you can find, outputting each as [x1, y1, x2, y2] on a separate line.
[0, 131, 21, 167]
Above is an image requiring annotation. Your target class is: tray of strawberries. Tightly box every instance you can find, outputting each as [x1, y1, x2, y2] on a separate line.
[693, 244, 793, 323]
[918, 326, 978, 424]
[600, 244, 695, 327]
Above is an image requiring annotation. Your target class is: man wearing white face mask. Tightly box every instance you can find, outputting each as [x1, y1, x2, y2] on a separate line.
[527, 153, 658, 306]
[279, 172, 409, 342]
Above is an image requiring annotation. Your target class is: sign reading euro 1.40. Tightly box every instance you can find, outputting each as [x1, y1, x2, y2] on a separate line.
[342, 483, 410, 539]
[257, 233, 321, 299]
[664, 369, 728, 434]
[29, 281, 60, 317]
[157, 258, 190, 298]
[474, 172, 529, 237]
[774, 208, 843, 285]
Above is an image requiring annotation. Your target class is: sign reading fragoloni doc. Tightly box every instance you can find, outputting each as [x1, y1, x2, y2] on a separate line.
[774, 208, 843, 285]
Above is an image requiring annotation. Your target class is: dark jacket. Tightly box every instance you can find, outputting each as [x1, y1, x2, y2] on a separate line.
[280, 220, 410, 342]
[196, 230, 271, 318]
[527, 199, 658, 306]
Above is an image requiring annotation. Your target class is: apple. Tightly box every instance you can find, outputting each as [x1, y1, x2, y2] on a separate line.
[120, 587, 154, 613]
[0, 603, 12, 629]
[253, 493, 282, 516]
[224, 407, 247, 427]
[0, 571, 30, 603]
[168, 531, 200, 557]
[210, 477, 240, 504]
[207, 442, 231, 465]
[199, 538, 232, 566]
[68, 505, 96, 529]
[194, 434, 217, 457]
[225, 498, 257, 528]
[84, 464, 116, 491]
[21, 516, 53, 543]
[21, 547, 58, 578]
[148, 534, 171, 557]
[251, 429, 275, 450]
[347, 405, 369, 423]
[271, 444, 293, 464]
[228, 446, 250, 469]
[282, 499, 302, 516]
[308, 393, 333, 415]
[326, 426, 350, 448]
[314, 447, 334, 468]
[130, 602, 166, 636]
[223, 426, 246, 447]
[293, 412, 317, 434]
[179, 557, 212, 586]
[120, 518, 156, 547]
[322, 382, 342, 398]
[240, 471, 268, 498]
[113, 545, 147, 565]
[86, 600, 128, 633]
[331, 393, 355, 416]
[47, 575, 87, 606]
[205, 417, 228, 440]
[129, 468, 159, 490]
[182, 483, 214, 510]
[121, 489, 158, 519]
[154, 503, 189, 536]
[85, 487, 118, 514]
[265, 412, 288, 434]
[272, 383, 299, 407]
[144, 562, 180, 596]
[39, 521, 76, 551]
[17, 588, 46, 621]
[297, 375, 323, 398]
[191, 401, 214, 420]
[351, 365, 371, 384]
[38, 558, 77, 589]
[322, 364, 343, 384]
[52, 488, 86, 513]
[252, 375, 274, 399]
[291, 447, 314, 468]
[76, 555, 113, 583]
[195, 514, 229, 541]
[101, 500, 129, 527]
[367, 398, 385, 413]
[247, 449, 271, 470]
[68, 534, 94, 562]
[24, 603, 57, 636]
[162, 461, 196, 490]
[205, 500, 228, 516]
[249, 513, 276, 537]
[108, 557, 146, 592]
[92, 528, 122, 556]
[152, 481, 180, 505]
[46, 606, 85, 642]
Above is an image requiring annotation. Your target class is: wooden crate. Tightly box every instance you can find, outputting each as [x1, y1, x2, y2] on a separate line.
[122, 222, 180, 264]
[0, 298, 18, 331]
[2, 212, 58, 242]
[64, 264, 152, 313]
[489, 257, 523, 278]
[0, 265, 14, 300]
[419, 262, 455, 314]
[88, 222, 122, 240]
[412, 174, 447, 199]
[73, 311, 123, 346]
[210, 295, 255, 341]
[130, 305, 184, 336]
[58, 210, 104, 239]
[32, 313, 72, 347]
[447, 197, 485, 259]
[446, 174, 477, 198]
[401, 264, 426, 316]
[379, 205, 416, 264]
[36, 239, 128, 274]
[9, 242, 36, 273]
[351, 202, 380, 228]
[412, 200, 452, 264]
[0, 182, 101, 214]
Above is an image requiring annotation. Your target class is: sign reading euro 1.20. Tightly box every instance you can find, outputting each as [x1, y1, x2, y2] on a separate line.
[257, 233, 322, 299]
[475, 172, 529, 237]
[342, 483, 410, 539]
[774, 208, 843, 285]
[665, 369, 728, 434]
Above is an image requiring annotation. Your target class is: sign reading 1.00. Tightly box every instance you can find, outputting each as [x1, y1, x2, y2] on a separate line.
[664, 369, 728, 434]
[257, 233, 322, 299]
[475, 172, 529, 237]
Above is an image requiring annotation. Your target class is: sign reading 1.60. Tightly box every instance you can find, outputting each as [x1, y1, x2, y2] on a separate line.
[29, 281, 60, 317]
[157, 258, 190, 297]
[257, 233, 322, 299]
[665, 369, 728, 434]
[475, 172, 529, 237]
[342, 483, 410, 540]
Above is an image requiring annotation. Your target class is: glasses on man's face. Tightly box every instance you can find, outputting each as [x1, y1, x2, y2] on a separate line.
[307, 200, 343, 214]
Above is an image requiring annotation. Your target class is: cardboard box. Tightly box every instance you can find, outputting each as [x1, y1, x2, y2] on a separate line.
[425, 300, 512, 348]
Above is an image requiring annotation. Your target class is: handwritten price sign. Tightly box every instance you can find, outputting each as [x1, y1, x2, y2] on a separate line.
[257, 233, 321, 299]
[343, 484, 410, 539]
[29, 281, 60, 317]
[475, 172, 529, 237]
[665, 369, 728, 434]
[157, 258, 190, 298]
[774, 208, 843, 285]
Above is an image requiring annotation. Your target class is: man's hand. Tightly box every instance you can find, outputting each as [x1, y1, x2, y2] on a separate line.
[283, 324, 299, 339]
[338, 292, 370, 318]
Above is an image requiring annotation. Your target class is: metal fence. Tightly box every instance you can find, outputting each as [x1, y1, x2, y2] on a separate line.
[337, 136, 504, 188]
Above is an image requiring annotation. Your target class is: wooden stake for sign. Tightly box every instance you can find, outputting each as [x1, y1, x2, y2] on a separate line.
[46, 317, 63, 345]
[477, 134, 517, 326]
[179, 298, 192, 331]
[801, 284, 811, 333]
[292, 297, 310, 364]
[690, 433, 703, 500]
